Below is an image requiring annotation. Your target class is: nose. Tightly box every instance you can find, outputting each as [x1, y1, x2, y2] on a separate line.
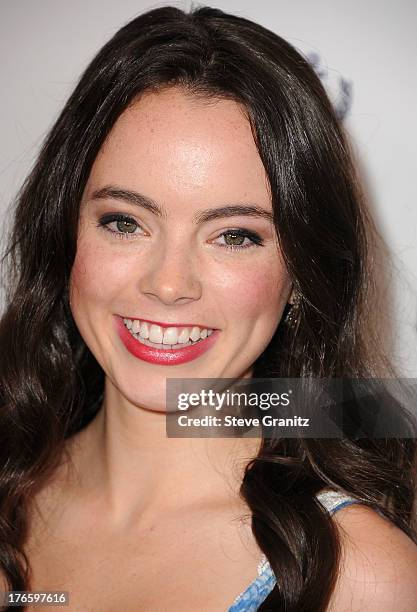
[137, 241, 203, 306]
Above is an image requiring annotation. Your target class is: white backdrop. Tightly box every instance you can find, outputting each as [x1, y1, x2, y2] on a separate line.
[1, 0, 416, 374]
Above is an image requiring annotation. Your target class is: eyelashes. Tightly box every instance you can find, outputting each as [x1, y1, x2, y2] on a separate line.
[97, 214, 140, 238]
[96, 213, 264, 252]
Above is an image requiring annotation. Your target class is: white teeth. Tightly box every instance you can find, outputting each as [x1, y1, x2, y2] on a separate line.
[190, 326, 201, 342]
[162, 327, 179, 345]
[123, 317, 215, 349]
[149, 324, 163, 344]
[139, 321, 149, 339]
[177, 327, 190, 344]
[135, 336, 198, 349]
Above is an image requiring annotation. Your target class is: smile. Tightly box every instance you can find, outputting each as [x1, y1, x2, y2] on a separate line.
[123, 318, 214, 348]
[115, 316, 219, 365]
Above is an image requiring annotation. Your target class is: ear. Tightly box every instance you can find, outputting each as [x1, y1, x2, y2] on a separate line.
[288, 287, 300, 306]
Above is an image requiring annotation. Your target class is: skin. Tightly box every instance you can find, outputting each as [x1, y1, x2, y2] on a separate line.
[328, 504, 417, 611]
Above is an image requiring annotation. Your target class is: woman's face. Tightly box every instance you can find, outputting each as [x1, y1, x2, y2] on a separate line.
[70, 87, 292, 412]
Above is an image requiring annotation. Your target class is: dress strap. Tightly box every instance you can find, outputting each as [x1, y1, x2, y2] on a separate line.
[316, 488, 360, 515]
[257, 488, 360, 572]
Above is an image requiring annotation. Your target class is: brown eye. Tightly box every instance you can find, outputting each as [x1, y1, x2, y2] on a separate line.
[224, 232, 245, 246]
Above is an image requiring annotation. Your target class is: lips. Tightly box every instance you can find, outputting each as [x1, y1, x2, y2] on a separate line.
[115, 315, 220, 365]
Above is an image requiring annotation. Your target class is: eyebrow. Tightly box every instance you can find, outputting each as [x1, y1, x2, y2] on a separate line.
[90, 186, 274, 224]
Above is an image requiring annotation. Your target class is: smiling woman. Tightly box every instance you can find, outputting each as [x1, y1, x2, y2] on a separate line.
[1, 5, 417, 612]
[70, 88, 291, 399]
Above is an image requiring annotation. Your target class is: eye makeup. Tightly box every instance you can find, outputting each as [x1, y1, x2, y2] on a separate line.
[96, 213, 265, 252]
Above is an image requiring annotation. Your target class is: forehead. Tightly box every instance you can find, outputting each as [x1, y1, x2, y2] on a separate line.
[84, 86, 271, 209]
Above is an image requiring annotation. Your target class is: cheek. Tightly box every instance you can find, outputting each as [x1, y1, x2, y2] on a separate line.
[211, 258, 290, 323]
[69, 241, 128, 317]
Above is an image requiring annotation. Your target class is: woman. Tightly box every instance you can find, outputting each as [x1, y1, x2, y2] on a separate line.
[0, 5, 416, 611]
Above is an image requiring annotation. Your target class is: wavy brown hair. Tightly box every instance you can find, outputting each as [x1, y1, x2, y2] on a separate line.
[1, 6, 416, 611]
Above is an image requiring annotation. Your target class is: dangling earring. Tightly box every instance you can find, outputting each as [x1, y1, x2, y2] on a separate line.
[284, 290, 301, 328]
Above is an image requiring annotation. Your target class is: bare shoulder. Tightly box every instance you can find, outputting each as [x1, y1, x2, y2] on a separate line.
[327, 504, 417, 611]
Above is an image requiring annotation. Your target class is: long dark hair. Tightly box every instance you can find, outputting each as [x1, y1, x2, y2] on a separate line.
[0, 6, 416, 610]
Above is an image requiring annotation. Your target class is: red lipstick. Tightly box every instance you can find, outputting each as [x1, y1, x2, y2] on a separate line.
[115, 316, 219, 366]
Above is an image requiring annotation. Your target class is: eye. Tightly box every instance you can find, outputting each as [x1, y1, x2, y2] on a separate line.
[96, 213, 144, 239]
[215, 229, 264, 251]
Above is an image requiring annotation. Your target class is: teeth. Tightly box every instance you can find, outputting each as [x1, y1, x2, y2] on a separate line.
[149, 324, 163, 344]
[123, 317, 214, 349]
[139, 321, 149, 339]
[190, 326, 201, 342]
[135, 336, 199, 349]
[177, 327, 190, 344]
[162, 327, 179, 345]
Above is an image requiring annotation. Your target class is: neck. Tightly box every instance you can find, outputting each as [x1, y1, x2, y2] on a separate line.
[63, 377, 262, 528]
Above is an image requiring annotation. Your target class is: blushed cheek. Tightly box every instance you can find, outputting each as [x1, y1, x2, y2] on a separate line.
[213, 262, 290, 324]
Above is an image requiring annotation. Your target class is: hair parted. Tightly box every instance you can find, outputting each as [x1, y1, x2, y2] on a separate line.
[0, 6, 416, 610]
